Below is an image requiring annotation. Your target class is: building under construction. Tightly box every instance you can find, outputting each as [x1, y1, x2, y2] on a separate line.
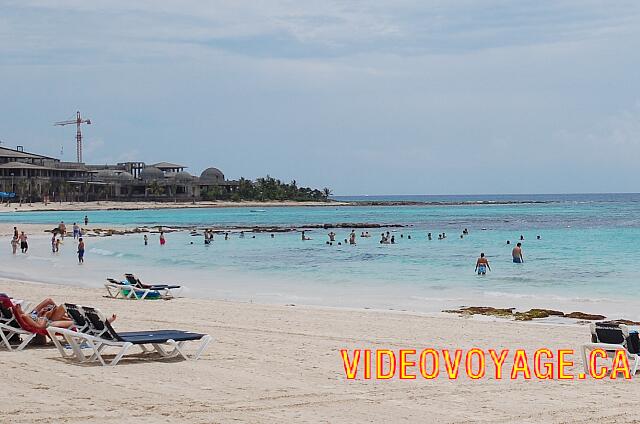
[0, 145, 238, 202]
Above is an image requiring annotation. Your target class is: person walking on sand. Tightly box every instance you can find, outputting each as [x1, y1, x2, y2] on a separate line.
[512, 242, 524, 263]
[77, 238, 85, 264]
[13, 226, 18, 239]
[159, 232, 166, 246]
[475, 253, 491, 275]
[19, 231, 28, 253]
[10, 236, 18, 255]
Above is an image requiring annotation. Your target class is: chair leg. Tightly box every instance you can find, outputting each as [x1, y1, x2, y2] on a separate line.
[581, 345, 591, 375]
[193, 335, 212, 360]
[109, 342, 133, 366]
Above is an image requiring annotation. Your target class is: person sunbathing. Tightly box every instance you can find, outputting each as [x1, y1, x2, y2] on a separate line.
[15, 301, 74, 329]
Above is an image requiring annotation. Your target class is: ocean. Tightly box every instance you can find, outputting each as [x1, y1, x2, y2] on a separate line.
[1, 193, 639, 320]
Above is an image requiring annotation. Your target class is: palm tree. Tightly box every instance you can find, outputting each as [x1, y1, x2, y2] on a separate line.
[322, 187, 332, 201]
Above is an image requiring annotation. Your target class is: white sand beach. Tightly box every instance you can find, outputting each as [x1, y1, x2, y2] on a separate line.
[0, 200, 347, 213]
[0, 279, 635, 424]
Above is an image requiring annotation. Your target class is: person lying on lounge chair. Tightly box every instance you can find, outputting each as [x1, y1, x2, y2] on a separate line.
[14, 302, 74, 329]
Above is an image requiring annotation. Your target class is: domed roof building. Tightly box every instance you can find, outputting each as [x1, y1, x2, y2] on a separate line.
[199, 167, 225, 185]
[166, 171, 193, 182]
[139, 166, 164, 181]
[94, 169, 135, 181]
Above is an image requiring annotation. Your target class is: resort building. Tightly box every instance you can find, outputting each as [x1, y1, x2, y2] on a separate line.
[0, 145, 237, 202]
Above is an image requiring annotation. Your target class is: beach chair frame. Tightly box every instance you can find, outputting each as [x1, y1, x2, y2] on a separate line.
[48, 306, 211, 366]
[104, 278, 179, 300]
[581, 323, 640, 375]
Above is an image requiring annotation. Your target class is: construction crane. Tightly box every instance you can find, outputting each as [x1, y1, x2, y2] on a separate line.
[54, 111, 91, 163]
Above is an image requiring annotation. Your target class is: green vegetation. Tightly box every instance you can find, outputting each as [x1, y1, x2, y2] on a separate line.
[201, 175, 331, 202]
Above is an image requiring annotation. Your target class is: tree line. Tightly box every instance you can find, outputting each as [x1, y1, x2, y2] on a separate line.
[201, 176, 332, 202]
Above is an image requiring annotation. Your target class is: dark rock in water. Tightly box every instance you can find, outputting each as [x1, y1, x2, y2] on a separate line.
[564, 312, 606, 320]
[443, 306, 515, 318]
[514, 309, 565, 321]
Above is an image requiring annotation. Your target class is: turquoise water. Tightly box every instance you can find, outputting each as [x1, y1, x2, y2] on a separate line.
[1, 194, 640, 318]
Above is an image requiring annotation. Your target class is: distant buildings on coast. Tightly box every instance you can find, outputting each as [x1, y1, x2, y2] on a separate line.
[0, 145, 238, 202]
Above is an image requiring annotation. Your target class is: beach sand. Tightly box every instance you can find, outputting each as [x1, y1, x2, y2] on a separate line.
[0, 279, 635, 423]
[0, 200, 346, 213]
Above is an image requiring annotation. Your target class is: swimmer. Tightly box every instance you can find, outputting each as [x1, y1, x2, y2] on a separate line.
[427, 232, 432, 240]
[302, 231, 311, 241]
[390, 235, 395, 244]
[328, 232, 336, 242]
[463, 228, 469, 235]
[271, 234, 274, 238]
[407, 235, 411, 240]
[240, 231, 245, 238]
[520, 235, 524, 241]
[349, 231, 356, 245]
[536, 235, 541, 240]
[460, 235, 463, 239]
[506, 240, 510, 245]
[475, 253, 491, 275]
[512, 242, 524, 263]
[225, 232, 229, 240]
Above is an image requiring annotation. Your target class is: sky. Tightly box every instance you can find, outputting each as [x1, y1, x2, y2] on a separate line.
[0, 0, 639, 195]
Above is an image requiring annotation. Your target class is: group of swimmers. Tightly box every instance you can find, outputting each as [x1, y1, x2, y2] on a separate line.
[10, 220, 86, 264]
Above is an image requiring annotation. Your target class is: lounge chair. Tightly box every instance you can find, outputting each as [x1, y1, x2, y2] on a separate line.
[104, 278, 167, 300]
[582, 322, 640, 375]
[48, 306, 212, 366]
[0, 295, 64, 352]
[0, 295, 38, 351]
[124, 273, 183, 293]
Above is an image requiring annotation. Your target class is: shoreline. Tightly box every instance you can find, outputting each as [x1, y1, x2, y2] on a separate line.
[0, 198, 583, 214]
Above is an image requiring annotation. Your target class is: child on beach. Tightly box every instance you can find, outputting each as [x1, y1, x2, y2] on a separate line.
[77, 238, 85, 264]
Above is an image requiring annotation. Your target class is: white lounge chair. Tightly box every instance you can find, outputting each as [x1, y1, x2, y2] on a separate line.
[582, 322, 640, 375]
[0, 296, 37, 351]
[48, 306, 212, 366]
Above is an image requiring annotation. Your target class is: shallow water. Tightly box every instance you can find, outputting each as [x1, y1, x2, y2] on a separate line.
[1, 193, 639, 319]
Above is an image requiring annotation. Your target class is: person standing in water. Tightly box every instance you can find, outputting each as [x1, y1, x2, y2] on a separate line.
[512, 242, 524, 263]
[72, 222, 80, 240]
[475, 253, 491, 275]
[144, 234, 148, 246]
[159, 232, 166, 246]
[77, 238, 85, 264]
[84, 215, 89, 226]
[58, 221, 67, 240]
[19, 231, 28, 253]
[10, 236, 18, 254]
[51, 234, 57, 253]
[13, 226, 18, 239]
